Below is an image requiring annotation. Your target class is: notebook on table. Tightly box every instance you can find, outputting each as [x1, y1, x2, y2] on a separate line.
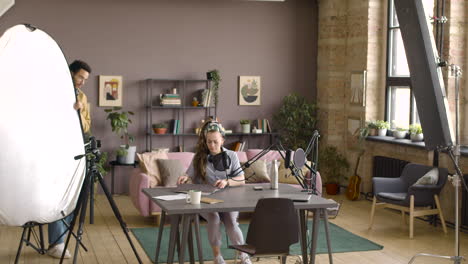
[173, 183, 221, 195]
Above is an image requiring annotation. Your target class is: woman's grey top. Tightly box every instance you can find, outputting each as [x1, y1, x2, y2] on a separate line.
[187, 148, 244, 185]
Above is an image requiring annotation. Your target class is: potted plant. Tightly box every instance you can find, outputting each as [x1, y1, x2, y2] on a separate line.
[273, 93, 317, 150]
[206, 69, 221, 105]
[375, 120, 390, 136]
[366, 121, 378, 136]
[240, 119, 251, 134]
[152, 123, 168, 134]
[104, 107, 136, 164]
[319, 145, 350, 195]
[409, 123, 424, 142]
[393, 127, 407, 139]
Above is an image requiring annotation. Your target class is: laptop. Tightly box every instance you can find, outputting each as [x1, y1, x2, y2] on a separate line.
[262, 194, 312, 202]
[173, 184, 221, 195]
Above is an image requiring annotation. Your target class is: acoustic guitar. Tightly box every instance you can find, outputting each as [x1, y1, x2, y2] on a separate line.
[346, 152, 363, 201]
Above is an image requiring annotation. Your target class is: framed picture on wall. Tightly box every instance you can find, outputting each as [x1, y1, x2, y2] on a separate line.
[350, 70, 366, 106]
[347, 116, 362, 149]
[99, 75, 123, 107]
[238, 76, 261, 106]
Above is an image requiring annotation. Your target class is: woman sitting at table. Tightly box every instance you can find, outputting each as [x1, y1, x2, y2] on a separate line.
[177, 120, 251, 264]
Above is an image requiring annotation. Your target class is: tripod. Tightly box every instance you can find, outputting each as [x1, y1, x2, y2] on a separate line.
[59, 137, 142, 263]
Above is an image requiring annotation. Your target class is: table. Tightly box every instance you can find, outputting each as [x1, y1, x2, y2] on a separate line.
[109, 160, 139, 194]
[143, 183, 337, 264]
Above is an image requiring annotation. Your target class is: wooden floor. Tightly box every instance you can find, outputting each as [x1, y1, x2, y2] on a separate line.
[1, 193, 467, 264]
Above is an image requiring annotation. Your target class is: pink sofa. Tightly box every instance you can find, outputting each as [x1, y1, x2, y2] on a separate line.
[129, 149, 322, 223]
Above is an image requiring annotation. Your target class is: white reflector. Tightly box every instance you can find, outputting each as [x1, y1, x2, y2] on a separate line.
[0, 24, 86, 226]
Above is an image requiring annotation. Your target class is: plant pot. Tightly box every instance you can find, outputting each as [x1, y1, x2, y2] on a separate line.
[325, 183, 340, 195]
[117, 145, 137, 164]
[393, 130, 407, 139]
[369, 128, 377, 136]
[153, 128, 167, 134]
[410, 133, 424, 142]
[206, 72, 214, 80]
[241, 124, 250, 134]
[377, 128, 387, 137]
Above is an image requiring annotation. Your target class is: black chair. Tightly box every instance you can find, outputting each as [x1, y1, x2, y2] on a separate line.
[229, 198, 298, 264]
[369, 163, 448, 238]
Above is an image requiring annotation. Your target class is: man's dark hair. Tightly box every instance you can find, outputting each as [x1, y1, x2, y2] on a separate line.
[69, 60, 92, 74]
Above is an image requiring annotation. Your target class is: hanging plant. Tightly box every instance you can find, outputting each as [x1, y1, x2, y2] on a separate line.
[207, 69, 221, 105]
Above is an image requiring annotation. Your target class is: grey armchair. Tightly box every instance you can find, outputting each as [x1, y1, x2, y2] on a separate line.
[369, 163, 448, 238]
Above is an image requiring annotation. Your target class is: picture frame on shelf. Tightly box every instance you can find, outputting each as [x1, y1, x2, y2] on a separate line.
[99, 75, 123, 107]
[238, 76, 261, 106]
[350, 70, 366, 106]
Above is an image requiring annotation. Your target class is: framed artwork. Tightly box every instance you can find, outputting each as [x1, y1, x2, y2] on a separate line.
[239, 76, 261, 106]
[99, 75, 122, 107]
[350, 70, 366, 106]
[0, 0, 14, 17]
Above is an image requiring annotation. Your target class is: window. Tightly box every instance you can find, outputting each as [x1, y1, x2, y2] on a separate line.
[385, 0, 430, 128]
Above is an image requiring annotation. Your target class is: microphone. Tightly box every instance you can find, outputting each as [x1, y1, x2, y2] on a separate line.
[208, 151, 231, 171]
[285, 149, 292, 169]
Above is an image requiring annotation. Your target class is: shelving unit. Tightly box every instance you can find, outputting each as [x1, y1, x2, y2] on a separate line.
[145, 79, 216, 151]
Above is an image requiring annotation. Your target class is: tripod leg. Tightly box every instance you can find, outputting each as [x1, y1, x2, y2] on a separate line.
[95, 170, 143, 264]
[61, 168, 94, 264]
[14, 225, 28, 264]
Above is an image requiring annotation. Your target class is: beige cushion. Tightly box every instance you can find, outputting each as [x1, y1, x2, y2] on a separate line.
[243, 160, 273, 183]
[157, 159, 185, 187]
[136, 152, 168, 187]
[413, 168, 439, 185]
[278, 159, 311, 184]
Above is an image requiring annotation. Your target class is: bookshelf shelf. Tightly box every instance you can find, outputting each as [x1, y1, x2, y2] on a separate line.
[145, 78, 216, 151]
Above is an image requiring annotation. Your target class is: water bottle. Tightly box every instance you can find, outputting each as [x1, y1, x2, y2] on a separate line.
[270, 160, 279, 190]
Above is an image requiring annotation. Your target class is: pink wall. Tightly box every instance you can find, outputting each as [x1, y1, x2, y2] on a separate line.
[1, 0, 317, 193]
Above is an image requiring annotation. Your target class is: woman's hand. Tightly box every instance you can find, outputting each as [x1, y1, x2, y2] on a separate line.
[177, 176, 189, 185]
[214, 179, 229, 189]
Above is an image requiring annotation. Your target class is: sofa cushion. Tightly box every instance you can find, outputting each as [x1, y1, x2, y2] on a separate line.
[242, 160, 280, 183]
[236, 151, 248, 163]
[166, 152, 195, 172]
[136, 151, 168, 187]
[157, 159, 185, 187]
[413, 168, 439, 186]
[246, 149, 286, 161]
[278, 159, 312, 184]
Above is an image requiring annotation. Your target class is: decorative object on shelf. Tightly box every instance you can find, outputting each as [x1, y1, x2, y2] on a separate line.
[159, 93, 181, 106]
[374, 120, 390, 136]
[239, 76, 261, 106]
[152, 123, 168, 134]
[240, 119, 251, 134]
[319, 145, 350, 195]
[191, 97, 199, 107]
[99, 75, 123, 107]
[104, 107, 136, 164]
[273, 93, 317, 150]
[350, 70, 367, 106]
[393, 127, 407, 139]
[409, 123, 424, 142]
[365, 121, 378, 136]
[206, 69, 221, 105]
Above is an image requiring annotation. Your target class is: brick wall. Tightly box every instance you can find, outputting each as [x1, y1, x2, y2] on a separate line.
[317, 0, 468, 222]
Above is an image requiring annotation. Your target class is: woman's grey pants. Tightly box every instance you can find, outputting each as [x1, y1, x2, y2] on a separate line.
[200, 211, 244, 247]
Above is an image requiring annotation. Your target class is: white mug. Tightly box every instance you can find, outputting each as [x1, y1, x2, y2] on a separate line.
[186, 190, 201, 205]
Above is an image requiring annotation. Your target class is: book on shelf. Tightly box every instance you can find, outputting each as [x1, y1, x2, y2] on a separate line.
[239, 141, 246, 151]
[231, 141, 242, 151]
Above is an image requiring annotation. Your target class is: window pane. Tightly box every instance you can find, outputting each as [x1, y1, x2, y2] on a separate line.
[388, 86, 410, 128]
[389, 29, 410, 77]
[412, 96, 421, 125]
[389, 0, 399, 27]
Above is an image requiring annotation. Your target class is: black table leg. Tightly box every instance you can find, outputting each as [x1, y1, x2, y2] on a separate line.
[194, 215, 204, 264]
[167, 215, 180, 264]
[155, 211, 166, 264]
[310, 209, 320, 264]
[299, 210, 308, 264]
[322, 209, 333, 264]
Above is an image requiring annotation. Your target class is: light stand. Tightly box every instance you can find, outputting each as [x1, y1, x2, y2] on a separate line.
[408, 65, 465, 264]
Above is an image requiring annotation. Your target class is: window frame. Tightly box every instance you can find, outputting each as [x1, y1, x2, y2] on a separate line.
[385, 0, 416, 127]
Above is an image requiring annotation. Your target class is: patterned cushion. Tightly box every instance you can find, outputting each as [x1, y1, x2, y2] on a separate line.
[136, 151, 168, 187]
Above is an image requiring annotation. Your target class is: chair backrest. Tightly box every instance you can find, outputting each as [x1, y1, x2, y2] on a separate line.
[246, 198, 299, 255]
[400, 163, 448, 189]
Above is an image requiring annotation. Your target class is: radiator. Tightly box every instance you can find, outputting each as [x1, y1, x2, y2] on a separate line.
[372, 156, 409, 178]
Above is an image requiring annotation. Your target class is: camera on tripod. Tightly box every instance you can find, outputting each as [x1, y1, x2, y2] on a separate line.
[85, 136, 102, 161]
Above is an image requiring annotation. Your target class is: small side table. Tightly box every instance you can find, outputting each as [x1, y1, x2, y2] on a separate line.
[109, 160, 139, 195]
